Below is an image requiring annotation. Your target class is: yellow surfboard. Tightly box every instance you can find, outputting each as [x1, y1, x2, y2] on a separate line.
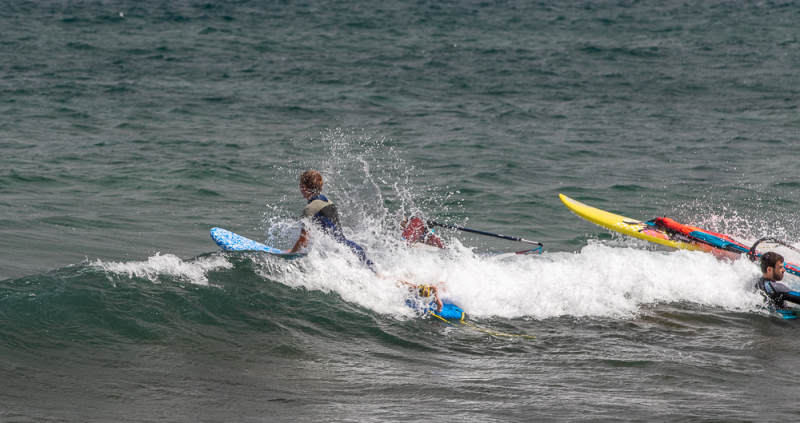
[559, 193, 800, 277]
[559, 193, 706, 252]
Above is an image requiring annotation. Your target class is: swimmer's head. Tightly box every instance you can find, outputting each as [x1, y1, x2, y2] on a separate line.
[299, 170, 323, 195]
[418, 284, 432, 297]
[761, 251, 785, 281]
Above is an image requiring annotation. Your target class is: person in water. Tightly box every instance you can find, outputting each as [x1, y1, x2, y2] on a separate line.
[755, 252, 800, 310]
[289, 170, 375, 271]
[401, 216, 446, 249]
[289, 170, 443, 311]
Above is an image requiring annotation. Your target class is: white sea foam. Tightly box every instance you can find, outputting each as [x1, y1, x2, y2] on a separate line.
[93, 253, 232, 286]
[255, 131, 784, 320]
[256, 238, 774, 320]
[440, 242, 765, 319]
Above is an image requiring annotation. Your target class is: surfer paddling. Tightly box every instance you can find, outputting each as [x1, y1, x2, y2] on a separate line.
[289, 170, 375, 270]
[755, 252, 800, 311]
[289, 170, 443, 311]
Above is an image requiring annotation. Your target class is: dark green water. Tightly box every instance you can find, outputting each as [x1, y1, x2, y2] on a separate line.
[2, 0, 800, 420]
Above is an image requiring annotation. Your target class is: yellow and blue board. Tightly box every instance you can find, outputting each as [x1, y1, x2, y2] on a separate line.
[407, 300, 466, 322]
[559, 193, 800, 276]
[558, 193, 763, 264]
[409, 300, 534, 337]
[560, 194, 800, 319]
[559, 194, 704, 251]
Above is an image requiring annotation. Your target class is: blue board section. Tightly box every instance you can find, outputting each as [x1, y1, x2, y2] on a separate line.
[406, 299, 465, 321]
[437, 303, 466, 320]
[686, 230, 749, 254]
[210, 227, 302, 257]
[774, 308, 798, 320]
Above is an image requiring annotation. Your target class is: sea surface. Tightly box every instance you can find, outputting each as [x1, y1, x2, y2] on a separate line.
[2, 0, 800, 421]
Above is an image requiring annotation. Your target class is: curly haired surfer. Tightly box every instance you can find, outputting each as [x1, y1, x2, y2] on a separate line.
[289, 170, 375, 271]
[289, 170, 443, 311]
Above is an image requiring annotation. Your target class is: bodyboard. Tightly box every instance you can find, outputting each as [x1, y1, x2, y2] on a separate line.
[406, 299, 465, 322]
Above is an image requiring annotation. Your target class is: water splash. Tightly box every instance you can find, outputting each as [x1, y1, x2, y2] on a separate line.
[93, 253, 232, 286]
[669, 196, 800, 242]
[262, 128, 464, 252]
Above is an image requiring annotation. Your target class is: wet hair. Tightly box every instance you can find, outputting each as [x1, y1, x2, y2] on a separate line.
[300, 170, 323, 194]
[761, 251, 784, 273]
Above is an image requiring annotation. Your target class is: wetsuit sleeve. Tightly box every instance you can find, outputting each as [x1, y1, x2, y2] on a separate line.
[773, 282, 800, 305]
[760, 280, 800, 307]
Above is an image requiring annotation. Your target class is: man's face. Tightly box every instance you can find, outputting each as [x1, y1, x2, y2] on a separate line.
[769, 261, 786, 281]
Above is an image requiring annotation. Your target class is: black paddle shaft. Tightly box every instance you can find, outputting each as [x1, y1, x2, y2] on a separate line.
[427, 221, 543, 246]
[747, 237, 800, 262]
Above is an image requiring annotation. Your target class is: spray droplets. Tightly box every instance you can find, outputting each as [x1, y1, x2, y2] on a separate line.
[264, 128, 465, 251]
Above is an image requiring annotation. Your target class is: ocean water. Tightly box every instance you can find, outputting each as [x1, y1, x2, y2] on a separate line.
[2, 0, 800, 421]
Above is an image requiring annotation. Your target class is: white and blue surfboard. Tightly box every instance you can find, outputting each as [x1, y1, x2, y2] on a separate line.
[210, 227, 303, 258]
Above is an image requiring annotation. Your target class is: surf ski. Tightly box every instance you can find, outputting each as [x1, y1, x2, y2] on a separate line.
[559, 194, 800, 277]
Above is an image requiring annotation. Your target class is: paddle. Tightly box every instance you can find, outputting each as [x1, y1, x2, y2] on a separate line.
[427, 220, 543, 247]
[747, 237, 800, 262]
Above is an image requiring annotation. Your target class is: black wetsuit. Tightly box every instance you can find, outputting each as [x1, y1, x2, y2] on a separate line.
[302, 194, 375, 272]
[755, 277, 800, 310]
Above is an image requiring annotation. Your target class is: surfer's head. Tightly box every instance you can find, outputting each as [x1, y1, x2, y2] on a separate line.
[299, 170, 323, 198]
[761, 252, 785, 281]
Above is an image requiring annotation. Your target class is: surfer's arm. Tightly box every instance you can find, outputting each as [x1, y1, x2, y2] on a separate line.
[760, 280, 800, 307]
[290, 229, 309, 253]
[428, 285, 443, 312]
[778, 286, 800, 306]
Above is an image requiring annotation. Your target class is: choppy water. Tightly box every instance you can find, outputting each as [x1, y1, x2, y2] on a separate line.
[2, 0, 800, 421]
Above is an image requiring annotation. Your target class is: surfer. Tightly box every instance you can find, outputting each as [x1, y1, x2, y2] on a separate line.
[289, 170, 443, 311]
[401, 216, 446, 249]
[289, 170, 374, 270]
[755, 252, 800, 310]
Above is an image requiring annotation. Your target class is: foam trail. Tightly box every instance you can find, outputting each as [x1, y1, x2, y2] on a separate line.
[93, 253, 232, 286]
[255, 239, 771, 320]
[255, 130, 780, 320]
[442, 243, 765, 319]
[254, 235, 419, 318]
